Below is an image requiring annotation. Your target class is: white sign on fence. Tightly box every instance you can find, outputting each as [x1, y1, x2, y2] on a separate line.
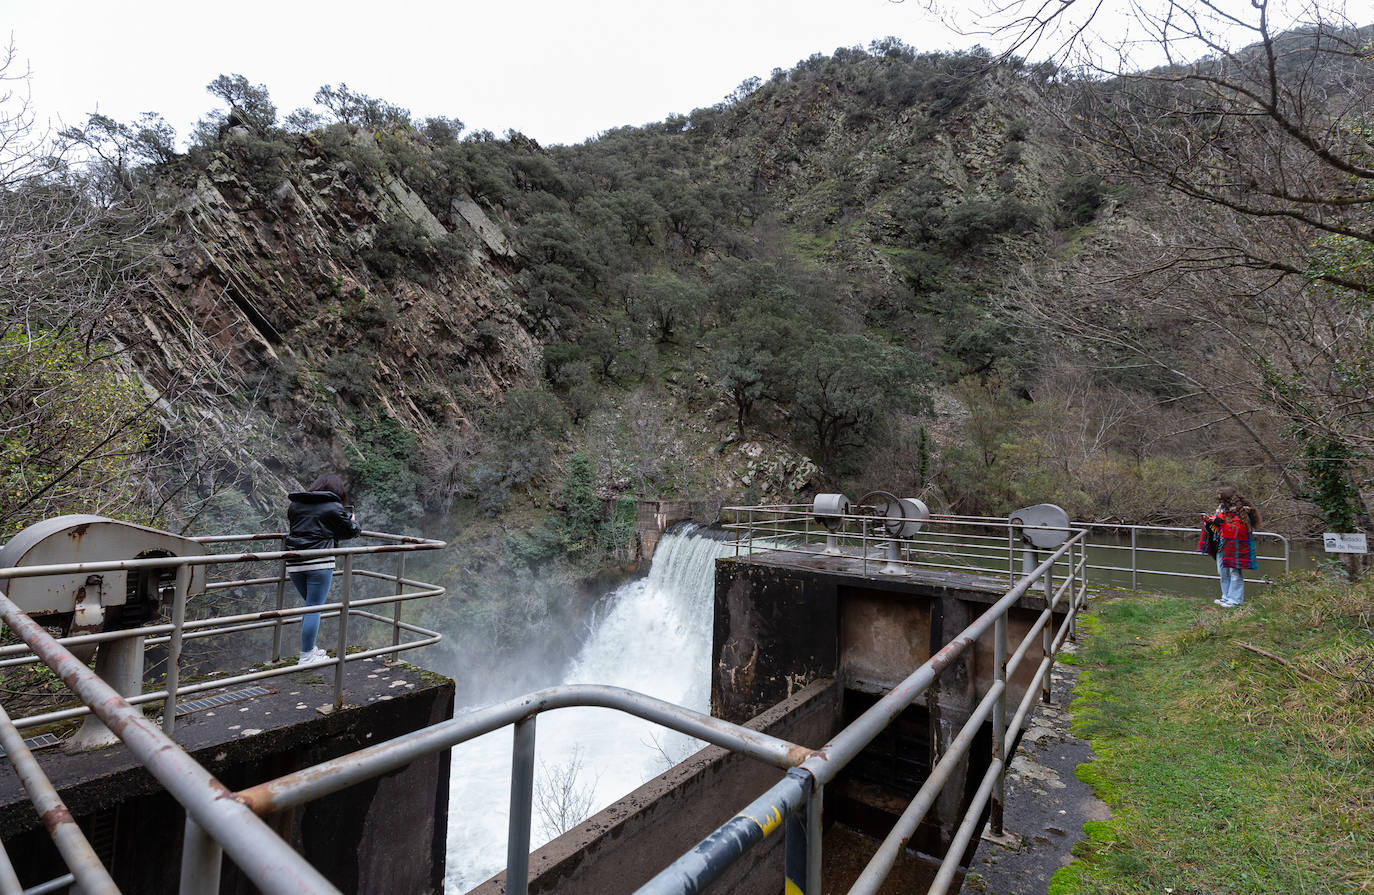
[1322, 532, 1368, 554]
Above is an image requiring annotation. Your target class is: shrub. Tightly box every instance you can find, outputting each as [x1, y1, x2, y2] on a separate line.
[542, 341, 584, 384]
[315, 124, 388, 183]
[227, 132, 295, 193]
[560, 452, 601, 554]
[363, 217, 437, 280]
[939, 198, 1040, 248]
[600, 496, 638, 562]
[470, 388, 569, 502]
[1055, 174, 1105, 227]
[322, 350, 375, 402]
[352, 415, 423, 527]
[0, 330, 154, 536]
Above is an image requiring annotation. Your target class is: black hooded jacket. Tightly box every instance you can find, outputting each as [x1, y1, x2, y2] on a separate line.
[285, 490, 361, 556]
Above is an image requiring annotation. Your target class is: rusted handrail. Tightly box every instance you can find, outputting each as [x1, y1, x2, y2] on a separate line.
[639, 531, 1087, 895]
[0, 526, 446, 893]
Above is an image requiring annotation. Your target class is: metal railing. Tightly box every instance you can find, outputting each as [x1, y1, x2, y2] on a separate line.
[1073, 521, 1289, 590]
[635, 523, 1089, 895]
[719, 504, 1290, 593]
[198, 522, 1089, 895]
[2, 514, 1087, 895]
[0, 529, 445, 895]
[0, 530, 445, 732]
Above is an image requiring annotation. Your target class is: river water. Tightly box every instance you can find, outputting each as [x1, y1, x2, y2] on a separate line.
[442, 528, 731, 893]
[1076, 528, 1323, 598]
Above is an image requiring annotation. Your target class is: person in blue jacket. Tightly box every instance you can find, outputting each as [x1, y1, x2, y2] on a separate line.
[285, 474, 361, 665]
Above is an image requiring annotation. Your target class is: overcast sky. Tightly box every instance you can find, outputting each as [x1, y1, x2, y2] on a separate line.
[3, 0, 988, 147]
[7, 1, 1365, 147]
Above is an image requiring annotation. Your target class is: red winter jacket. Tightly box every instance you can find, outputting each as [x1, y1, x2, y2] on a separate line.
[1197, 510, 1257, 570]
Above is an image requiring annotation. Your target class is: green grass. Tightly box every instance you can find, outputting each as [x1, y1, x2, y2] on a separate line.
[1053, 571, 1374, 894]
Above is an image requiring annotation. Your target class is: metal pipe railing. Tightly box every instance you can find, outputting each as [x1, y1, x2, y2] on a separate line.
[0, 582, 441, 664]
[2, 510, 1096, 895]
[719, 505, 1290, 592]
[639, 534, 1084, 895]
[0, 589, 342, 895]
[3, 593, 444, 732]
[0, 844, 19, 895]
[0, 701, 117, 895]
[0, 526, 446, 893]
[234, 683, 811, 816]
[22, 873, 76, 895]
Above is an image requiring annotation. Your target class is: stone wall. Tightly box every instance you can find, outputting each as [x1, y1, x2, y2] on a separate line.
[634, 498, 722, 560]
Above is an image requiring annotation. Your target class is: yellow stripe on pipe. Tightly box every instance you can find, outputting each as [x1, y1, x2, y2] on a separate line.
[736, 805, 785, 837]
[785, 878, 804, 895]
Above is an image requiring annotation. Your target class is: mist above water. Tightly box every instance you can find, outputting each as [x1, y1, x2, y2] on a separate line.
[442, 527, 732, 893]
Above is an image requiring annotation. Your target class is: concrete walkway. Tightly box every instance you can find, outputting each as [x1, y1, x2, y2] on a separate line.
[958, 646, 1109, 894]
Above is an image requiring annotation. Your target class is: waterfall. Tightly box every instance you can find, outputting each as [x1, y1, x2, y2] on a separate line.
[444, 527, 732, 893]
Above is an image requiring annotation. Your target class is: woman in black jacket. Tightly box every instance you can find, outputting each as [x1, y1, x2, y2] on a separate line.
[285, 474, 361, 665]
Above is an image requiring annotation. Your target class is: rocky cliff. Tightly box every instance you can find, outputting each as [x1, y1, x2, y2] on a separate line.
[130, 127, 541, 521]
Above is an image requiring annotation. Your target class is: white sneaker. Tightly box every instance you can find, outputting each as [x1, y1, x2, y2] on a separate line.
[299, 648, 330, 665]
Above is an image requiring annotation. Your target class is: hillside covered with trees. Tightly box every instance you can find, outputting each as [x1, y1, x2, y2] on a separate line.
[2, 0, 1371, 591]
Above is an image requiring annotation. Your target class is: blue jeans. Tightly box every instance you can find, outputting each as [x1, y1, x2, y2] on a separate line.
[289, 568, 333, 652]
[1217, 557, 1245, 605]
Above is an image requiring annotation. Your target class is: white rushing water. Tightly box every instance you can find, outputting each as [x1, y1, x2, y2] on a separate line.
[444, 527, 732, 893]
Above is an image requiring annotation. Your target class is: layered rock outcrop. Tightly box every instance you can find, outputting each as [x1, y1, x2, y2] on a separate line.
[129, 132, 540, 516]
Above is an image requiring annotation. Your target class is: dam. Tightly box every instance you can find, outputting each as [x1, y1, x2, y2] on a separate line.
[0, 496, 1287, 893]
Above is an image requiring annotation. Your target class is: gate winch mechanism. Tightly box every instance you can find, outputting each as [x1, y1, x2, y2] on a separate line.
[857, 491, 929, 574]
[1008, 503, 1071, 577]
[810, 493, 851, 554]
[0, 515, 208, 750]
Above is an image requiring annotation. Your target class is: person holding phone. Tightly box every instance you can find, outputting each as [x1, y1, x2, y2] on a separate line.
[284, 474, 361, 664]
[1199, 484, 1261, 607]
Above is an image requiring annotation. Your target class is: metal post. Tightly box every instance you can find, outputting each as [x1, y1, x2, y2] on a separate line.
[785, 811, 807, 895]
[507, 716, 537, 895]
[1042, 561, 1054, 705]
[0, 842, 20, 894]
[1078, 535, 1086, 612]
[271, 555, 287, 663]
[179, 818, 223, 895]
[164, 564, 192, 736]
[69, 632, 144, 750]
[1044, 555, 1053, 604]
[991, 614, 1007, 835]
[1007, 524, 1015, 582]
[333, 554, 353, 710]
[1130, 528, 1138, 591]
[389, 553, 406, 664]
[807, 784, 823, 895]
[1068, 540, 1078, 642]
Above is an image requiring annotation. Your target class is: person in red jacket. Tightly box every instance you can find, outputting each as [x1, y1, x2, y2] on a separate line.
[1198, 485, 1261, 607]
